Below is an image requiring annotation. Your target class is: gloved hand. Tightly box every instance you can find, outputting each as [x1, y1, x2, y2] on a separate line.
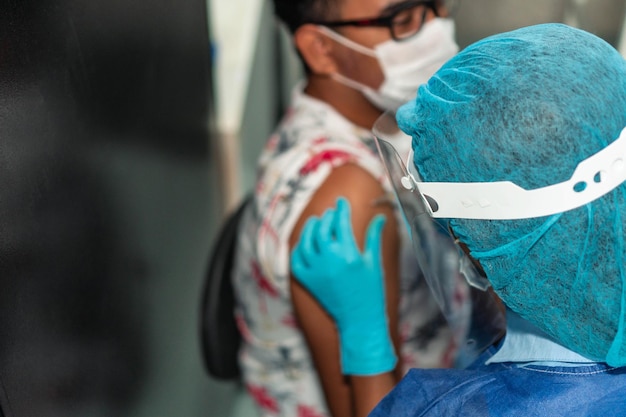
[291, 197, 397, 375]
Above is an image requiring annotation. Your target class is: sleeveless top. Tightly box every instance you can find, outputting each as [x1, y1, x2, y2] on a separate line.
[232, 86, 465, 417]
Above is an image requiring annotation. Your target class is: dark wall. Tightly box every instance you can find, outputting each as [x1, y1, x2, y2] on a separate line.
[0, 1, 213, 416]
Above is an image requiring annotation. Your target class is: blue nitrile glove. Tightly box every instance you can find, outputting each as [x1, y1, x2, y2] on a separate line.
[290, 197, 397, 375]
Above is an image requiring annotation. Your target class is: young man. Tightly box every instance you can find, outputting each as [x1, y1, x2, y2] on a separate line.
[231, 1, 464, 416]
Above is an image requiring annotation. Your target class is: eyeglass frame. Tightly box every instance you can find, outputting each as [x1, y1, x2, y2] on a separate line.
[305, 0, 450, 41]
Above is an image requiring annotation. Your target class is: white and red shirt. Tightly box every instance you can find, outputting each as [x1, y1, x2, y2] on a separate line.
[232, 86, 464, 417]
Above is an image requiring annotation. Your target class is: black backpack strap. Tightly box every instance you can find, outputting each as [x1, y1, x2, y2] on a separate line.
[200, 194, 252, 380]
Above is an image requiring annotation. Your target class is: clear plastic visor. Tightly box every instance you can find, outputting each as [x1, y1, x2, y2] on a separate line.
[373, 111, 505, 366]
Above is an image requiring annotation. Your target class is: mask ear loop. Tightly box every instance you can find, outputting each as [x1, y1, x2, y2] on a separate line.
[447, 223, 492, 291]
[315, 26, 377, 57]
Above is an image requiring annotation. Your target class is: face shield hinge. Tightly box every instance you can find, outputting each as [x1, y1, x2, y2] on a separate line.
[401, 174, 416, 190]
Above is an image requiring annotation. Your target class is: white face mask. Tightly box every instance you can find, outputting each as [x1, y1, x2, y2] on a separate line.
[318, 18, 459, 112]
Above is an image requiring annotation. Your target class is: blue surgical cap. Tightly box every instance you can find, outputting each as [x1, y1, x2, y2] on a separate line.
[397, 23, 626, 366]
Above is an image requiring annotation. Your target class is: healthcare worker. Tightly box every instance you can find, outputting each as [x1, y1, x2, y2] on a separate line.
[231, 1, 497, 416]
[291, 23, 626, 416]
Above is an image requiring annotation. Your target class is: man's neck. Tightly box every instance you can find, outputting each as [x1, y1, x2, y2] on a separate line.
[304, 74, 383, 130]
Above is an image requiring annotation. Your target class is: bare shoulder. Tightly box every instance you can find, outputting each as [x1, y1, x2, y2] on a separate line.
[288, 163, 394, 249]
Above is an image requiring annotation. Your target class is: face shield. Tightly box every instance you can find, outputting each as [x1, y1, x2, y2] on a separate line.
[373, 111, 626, 366]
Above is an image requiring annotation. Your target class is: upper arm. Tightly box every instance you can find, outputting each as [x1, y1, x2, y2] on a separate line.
[288, 163, 402, 417]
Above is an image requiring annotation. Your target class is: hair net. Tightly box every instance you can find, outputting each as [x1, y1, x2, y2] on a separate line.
[396, 23, 626, 366]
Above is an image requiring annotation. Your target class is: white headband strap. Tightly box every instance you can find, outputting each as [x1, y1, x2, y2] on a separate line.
[402, 127, 626, 220]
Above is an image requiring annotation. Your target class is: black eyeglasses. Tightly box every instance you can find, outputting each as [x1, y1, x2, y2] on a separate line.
[307, 0, 456, 41]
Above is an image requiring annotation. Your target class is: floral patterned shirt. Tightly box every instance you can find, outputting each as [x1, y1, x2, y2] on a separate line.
[232, 86, 464, 417]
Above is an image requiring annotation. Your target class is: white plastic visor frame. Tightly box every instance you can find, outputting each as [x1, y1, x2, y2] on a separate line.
[401, 127, 626, 220]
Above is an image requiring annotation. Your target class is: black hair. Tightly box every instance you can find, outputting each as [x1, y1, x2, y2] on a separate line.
[272, 0, 340, 33]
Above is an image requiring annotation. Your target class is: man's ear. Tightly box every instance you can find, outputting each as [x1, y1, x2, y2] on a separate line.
[294, 24, 337, 75]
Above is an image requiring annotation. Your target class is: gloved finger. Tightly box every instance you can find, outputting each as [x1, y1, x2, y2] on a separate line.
[335, 197, 358, 251]
[299, 216, 320, 261]
[316, 208, 335, 250]
[365, 214, 386, 265]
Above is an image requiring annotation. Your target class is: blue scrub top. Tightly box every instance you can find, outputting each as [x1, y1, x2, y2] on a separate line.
[370, 311, 626, 416]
